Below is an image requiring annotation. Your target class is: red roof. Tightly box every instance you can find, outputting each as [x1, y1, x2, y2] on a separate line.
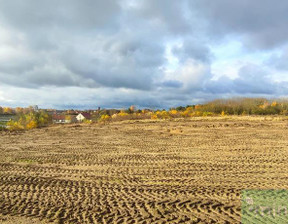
[52, 114, 66, 120]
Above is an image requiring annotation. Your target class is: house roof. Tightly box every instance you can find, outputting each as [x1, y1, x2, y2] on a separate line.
[52, 114, 66, 120]
[78, 112, 91, 119]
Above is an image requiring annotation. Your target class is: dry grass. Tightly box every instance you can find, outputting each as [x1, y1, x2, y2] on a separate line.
[1, 117, 288, 223]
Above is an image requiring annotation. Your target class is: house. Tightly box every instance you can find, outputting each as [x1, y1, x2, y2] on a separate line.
[52, 114, 67, 124]
[76, 112, 91, 122]
[52, 114, 77, 124]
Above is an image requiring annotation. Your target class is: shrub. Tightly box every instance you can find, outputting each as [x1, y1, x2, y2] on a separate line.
[83, 119, 92, 124]
[169, 109, 179, 117]
[203, 112, 214, 117]
[99, 114, 111, 122]
[190, 111, 203, 117]
[118, 111, 130, 117]
[150, 111, 169, 119]
[153, 110, 170, 119]
[151, 114, 158, 120]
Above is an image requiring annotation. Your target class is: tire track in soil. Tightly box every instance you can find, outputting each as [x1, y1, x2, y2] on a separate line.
[1, 119, 288, 223]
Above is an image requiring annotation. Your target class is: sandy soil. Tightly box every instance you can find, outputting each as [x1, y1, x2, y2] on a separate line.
[1, 117, 288, 223]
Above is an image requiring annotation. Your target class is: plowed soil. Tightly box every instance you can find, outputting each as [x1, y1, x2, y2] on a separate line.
[1, 117, 288, 223]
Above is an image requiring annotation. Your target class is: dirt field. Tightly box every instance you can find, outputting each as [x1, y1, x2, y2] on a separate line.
[1, 117, 288, 223]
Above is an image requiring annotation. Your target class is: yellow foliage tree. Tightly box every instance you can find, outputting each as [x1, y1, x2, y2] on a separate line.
[100, 114, 111, 122]
[15, 107, 24, 114]
[26, 120, 37, 129]
[169, 109, 178, 115]
[6, 120, 23, 130]
[65, 115, 72, 123]
[83, 119, 92, 124]
[271, 101, 278, 107]
[181, 110, 190, 117]
[195, 105, 201, 110]
[118, 111, 129, 117]
[3, 107, 13, 114]
[151, 114, 158, 119]
[259, 102, 269, 109]
[7, 111, 51, 131]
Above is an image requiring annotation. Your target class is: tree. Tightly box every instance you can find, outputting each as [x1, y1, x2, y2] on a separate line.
[100, 114, 111, 122]
[65, 115, 72, 123]
[15, 107, 24, 114]
[3, 107, 13, 114]
[129, 105, 136, 112]
[175, 106, 186, 111]
[7, 111, 52, 130]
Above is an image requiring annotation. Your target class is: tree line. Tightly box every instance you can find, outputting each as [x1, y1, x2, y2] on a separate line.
[188, 98, 288, 116]
[0, 106, 36, 115]
[3, 97, 288, 130]
[100, 98, 288, 122]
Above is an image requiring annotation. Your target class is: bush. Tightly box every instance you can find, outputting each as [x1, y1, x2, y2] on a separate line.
[151, 114, 158, 120]
[83, 119, 92, 124]
[203, 112, 214, 117]
[99, 114, 111, 122]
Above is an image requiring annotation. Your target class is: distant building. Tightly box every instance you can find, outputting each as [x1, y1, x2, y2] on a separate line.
[30, 105, 39, 112]
[45, 109, 57, 115]
[52, 114, 67, 124]
[52, 114, 77, 124]
[76, 112, 91, 122]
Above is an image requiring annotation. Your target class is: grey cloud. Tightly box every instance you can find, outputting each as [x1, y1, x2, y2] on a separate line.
[172, 38, 211, 63]
[160, 80, 183, 88]
[206, 64, 277, 95]
[267, 48, 288, 71]
[0, 0, 169, 90]
[131, 0, 193, 34]
[59, 35, 164, 90]
[233, 65, 275, 94]
[0, 0, 121, 31]
[204, 76, 234, 94]
[190, 0, 288, 49]
[0, 0, 211, 92]
[105, 36, 165, 67]
[0, 84, 217, 110]
[0, 57, 37, 75]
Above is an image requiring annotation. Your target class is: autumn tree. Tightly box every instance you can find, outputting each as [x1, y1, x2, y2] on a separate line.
[3, 107, 13, 114]
[7, 111, 52, 130]
[129, 105, 136, 112]
[15, 107, 24, 114]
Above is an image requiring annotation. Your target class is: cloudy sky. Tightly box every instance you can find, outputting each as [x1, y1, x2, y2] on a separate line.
[1, 0, 288, 109]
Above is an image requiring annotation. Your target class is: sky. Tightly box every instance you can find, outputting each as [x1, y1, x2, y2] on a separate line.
[1, 0, 288, 109]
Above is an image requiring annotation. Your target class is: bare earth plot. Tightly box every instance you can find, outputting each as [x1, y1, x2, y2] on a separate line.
[1, 117, 288, 223]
